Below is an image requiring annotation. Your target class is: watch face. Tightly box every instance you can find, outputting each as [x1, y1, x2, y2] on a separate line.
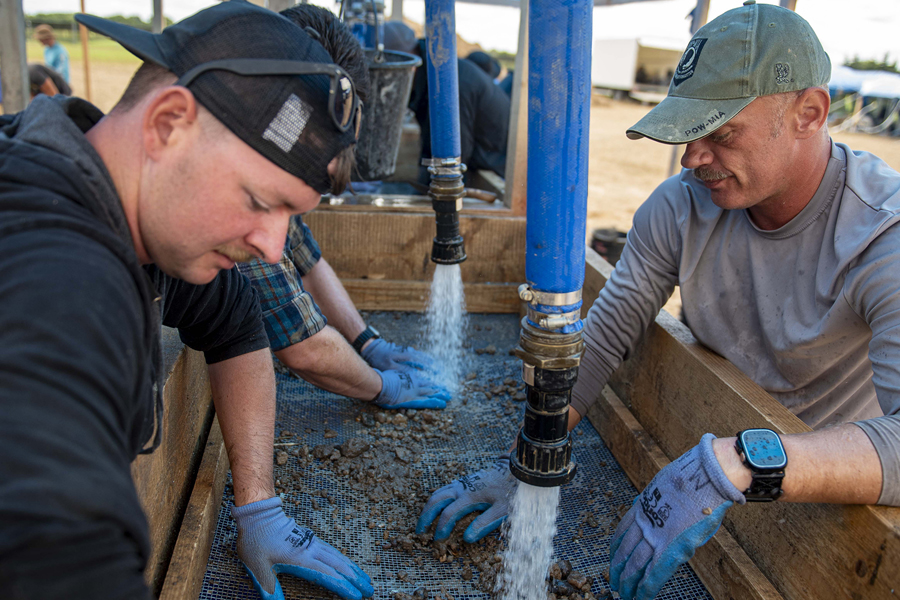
[740, 429, 787, 470]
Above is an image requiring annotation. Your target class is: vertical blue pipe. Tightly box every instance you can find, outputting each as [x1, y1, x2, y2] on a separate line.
[424, 0, 462, 160]
[526, 0, 592, 330]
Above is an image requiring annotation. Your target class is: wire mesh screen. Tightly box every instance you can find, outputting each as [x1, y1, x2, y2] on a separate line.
[197, 312, 712, 600]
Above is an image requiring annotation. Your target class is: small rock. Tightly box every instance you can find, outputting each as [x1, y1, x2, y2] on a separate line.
[395, 446, 411, 463]
[375, 412, 389, 424]
[393, 413, 409, 428]
[585, 514, 599, 528]
[412, 587, 427, 600]
[513, 392, 526, 402]
[702, 507, 712, 516]
[341, 437, 370, 458]
[567, 571, 588, 590]
[466, 372, 477, 381]
[275, 450, 289, 466]
[475, 344, 497, 355]
[323, 429, 338, 439]
[558, 559, 573, 579]
[548, 594, 557, 600]
[549, 562, 563, 580]
[361, 413, 375, 428]
[328, 449, 342, 461]
[312, 444, 334, 459]
[551, 581, 577, 597]
[461, 567, 473, 581]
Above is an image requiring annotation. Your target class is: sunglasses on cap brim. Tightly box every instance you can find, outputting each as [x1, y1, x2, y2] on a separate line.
[175, 58, 361, 136]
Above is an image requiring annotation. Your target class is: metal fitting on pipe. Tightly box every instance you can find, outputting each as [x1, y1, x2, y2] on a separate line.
[424, 157, 467, 264]
[510, 317, 583, 487]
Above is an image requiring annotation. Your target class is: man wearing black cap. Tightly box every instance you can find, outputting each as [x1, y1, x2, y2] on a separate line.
[416, 4, 900, 599]
[0, 3, 372, 600]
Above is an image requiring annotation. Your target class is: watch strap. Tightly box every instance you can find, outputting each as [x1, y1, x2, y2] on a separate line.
[352, 325, 380, 354]
[735, 431, 786, 503]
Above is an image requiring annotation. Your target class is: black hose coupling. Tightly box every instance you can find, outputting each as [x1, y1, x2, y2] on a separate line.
[424, 157, 467, 265]
[510, 318, 583, 487]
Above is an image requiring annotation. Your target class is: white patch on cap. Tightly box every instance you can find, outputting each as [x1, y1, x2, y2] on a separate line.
[262, 94, 311, 153]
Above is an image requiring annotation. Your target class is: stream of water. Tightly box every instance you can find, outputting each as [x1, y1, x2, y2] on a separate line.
[424, 263, 468, 393]
[497, 483, 561, 600]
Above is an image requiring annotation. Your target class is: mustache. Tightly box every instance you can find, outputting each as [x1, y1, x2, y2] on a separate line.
[693, 166, 731, 182]
[213, 244, 259, 263]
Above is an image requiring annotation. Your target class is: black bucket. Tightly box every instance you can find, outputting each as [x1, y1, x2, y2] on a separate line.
[591, 228, 628, 266]
[354, 49, 421, 181]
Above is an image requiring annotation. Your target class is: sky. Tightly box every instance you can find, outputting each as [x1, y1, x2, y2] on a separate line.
[23, 0, 899, 66]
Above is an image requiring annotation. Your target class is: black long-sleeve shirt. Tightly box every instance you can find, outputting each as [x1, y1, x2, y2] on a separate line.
[409, 45, 510, 181]
[0, 96, 268, 598]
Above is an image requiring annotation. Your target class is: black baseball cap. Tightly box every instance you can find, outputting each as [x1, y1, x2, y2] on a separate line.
[76, 0, 357, 193]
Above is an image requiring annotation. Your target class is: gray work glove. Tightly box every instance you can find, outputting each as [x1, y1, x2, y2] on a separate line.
[609, 434, 746, 600]
[375, 369, 451, 409]
[415, 457, 516, 543]
[361, 338, 436, 372]
[232, 497, 374, 600]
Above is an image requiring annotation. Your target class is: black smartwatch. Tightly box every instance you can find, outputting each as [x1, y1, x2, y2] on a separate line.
[734, 428, 787, 502]
[352, 325, 381, 354]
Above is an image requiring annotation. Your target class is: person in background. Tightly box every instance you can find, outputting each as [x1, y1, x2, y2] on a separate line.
[34, 24, 70, 84]
[466, 50, 501, 82]
[29, 63, 72, 99]
[382, 21, 510, 184]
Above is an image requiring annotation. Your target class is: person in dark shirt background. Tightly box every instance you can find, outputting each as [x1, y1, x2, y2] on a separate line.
[29, 63, 72, 98]
[383, 22, 510, 183]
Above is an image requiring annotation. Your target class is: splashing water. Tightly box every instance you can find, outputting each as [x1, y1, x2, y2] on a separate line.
[496, 483, 561, 600]
[425, 263, 467, 393]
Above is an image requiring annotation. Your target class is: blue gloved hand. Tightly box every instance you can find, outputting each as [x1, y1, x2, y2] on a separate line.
[609, 434, 746, 600]
[375, 369, 451, 409]
[232, 497, 374, 600]
[361, 338, 436, 372]
[416, 458, 516, 543]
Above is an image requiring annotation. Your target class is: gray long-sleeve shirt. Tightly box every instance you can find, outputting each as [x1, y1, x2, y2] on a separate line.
[572, 142, 900, 505]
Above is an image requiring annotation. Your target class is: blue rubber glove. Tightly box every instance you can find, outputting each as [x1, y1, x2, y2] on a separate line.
[375, 369, 451, 409]
[361, 338, 436, 372]
[609, 434, 746, 600]
[232, 497, 374, 600]
[416, 457, 516, 543]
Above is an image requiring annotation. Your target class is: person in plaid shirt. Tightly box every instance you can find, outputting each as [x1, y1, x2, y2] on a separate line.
[238, 215, 450, 409]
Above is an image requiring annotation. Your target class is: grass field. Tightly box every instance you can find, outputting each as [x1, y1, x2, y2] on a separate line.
[26, 38, 140, 64]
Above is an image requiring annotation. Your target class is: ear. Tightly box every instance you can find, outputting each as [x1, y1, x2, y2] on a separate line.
[141, 86, 200, 160]
[793, 87, 830, 140]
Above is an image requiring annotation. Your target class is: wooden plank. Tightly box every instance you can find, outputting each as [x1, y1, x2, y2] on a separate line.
[342, 279, 520, 313]
[0, 0, 29, 113]
[131, 346, 214, 597]
[503, 0, 528, 215]
[581, 247, 900, 600]
[586, 386, 783, 600]
[159, 418, 229, 600]
[304, 210, 526, 284]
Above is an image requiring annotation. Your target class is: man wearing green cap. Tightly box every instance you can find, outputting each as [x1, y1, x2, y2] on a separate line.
[416, 2, 900, 598]
[594, 2, 900, 598]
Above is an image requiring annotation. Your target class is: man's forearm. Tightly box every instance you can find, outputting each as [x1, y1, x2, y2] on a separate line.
[208, 348, 277, 507]
[300, 258, 367, 343]
[712, 424, 882, 504]
[275, 325, 382, 401]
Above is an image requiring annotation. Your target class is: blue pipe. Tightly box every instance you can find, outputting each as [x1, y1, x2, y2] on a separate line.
[525, 0, 592, 333]
[424, 0, 461, 160]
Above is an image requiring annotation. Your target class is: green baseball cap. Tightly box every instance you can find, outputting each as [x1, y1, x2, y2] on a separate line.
[627, 0, 831, 144]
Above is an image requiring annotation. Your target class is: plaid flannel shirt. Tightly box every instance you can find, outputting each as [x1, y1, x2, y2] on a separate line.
[237, 215, 326, 351]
